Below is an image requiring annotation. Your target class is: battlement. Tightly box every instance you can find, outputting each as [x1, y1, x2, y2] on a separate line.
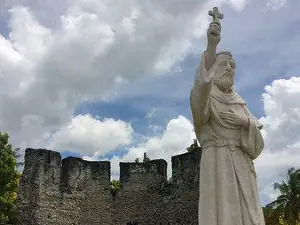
[171, 146, 202, 188]
[61, 156, 110, 193]
[22, 148, 203, 192]
[120, 159, 167, 190]
[21, 149, 111, 193]
[21, 149, 171, 192]
[20, 148, 61, 193]
[17, 147, 202, 225]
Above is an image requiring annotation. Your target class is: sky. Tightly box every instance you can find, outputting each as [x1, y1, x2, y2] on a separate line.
[0, 0, 300, 206]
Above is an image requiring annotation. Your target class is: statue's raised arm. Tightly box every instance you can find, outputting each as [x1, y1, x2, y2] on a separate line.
[190, 7, 224, 128]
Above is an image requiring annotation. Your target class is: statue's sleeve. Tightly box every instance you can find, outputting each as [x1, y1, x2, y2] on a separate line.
[190, 52, 214, 130]
[240, 106, 264, 160]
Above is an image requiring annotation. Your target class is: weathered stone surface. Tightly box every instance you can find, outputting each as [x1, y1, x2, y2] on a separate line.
[17, 147, 202, 225]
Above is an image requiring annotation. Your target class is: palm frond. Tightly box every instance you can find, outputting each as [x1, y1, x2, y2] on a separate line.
[274, 181, 290, 195]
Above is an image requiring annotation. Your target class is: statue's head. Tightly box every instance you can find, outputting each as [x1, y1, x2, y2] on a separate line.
[213, 51, 235, 93]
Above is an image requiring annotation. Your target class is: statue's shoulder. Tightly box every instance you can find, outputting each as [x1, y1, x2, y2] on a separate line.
[234, 92, 247, 105]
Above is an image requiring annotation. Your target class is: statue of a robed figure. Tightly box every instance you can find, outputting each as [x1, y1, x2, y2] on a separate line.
[190, 7, 265, 225]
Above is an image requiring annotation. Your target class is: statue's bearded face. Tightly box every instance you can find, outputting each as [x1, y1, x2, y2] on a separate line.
[214, 54, 236, 92]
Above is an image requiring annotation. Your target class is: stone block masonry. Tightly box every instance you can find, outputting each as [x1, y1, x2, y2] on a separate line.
[17, 147, 202, 225]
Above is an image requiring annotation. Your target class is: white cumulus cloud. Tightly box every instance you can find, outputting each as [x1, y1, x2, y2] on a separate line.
[0, 0, 244, 150]
[255, 76, 300, 205]
[49, 114, 134, 156]
[83, 115, 195, 180]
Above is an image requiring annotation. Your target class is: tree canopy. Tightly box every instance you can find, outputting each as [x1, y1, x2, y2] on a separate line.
[0, 132, 21, 224]
[264, 167, 300, 225]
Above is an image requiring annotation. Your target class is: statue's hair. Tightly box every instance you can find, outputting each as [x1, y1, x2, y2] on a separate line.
[217, 51, 232, 57]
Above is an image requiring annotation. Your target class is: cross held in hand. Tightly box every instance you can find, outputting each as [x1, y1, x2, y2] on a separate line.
[209, 7, 223, 23]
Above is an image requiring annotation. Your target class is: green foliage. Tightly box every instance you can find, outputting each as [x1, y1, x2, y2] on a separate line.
[186, 146, 193, 152]
[186, 139, 199, 152]
[143, 157, 150, 163]
[110, 180, 121, 190]
[0, 132, 21, 224]
[109, 180, 121, 197]
[264, 167, 300, 225]
[263, 205, 287, 225]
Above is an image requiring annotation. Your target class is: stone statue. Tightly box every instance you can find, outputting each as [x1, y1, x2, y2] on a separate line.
[190, 7, 265, 225]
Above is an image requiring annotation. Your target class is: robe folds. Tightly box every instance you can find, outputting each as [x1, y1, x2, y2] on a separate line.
[190, 52, 265, 225]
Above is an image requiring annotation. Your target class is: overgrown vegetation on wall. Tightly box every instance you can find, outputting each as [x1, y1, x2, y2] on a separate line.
[109, 180, 121, 197]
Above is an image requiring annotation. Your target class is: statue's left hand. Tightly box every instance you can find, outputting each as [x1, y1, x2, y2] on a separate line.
[220, 109, 249, 128]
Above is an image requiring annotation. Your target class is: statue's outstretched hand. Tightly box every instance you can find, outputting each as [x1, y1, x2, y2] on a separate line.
[220, 109, 249, 128]
[207, 22, 221, 49]
[204, 22, 221, 70]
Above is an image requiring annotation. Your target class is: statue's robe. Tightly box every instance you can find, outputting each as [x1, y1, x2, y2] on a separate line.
[190, 53, 265, 225]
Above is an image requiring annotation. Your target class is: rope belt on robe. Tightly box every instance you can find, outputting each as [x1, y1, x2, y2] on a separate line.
[202, 139, 241, 151]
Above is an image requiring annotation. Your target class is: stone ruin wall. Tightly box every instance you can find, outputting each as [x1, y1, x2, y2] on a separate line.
[17, 147, 202, 225]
